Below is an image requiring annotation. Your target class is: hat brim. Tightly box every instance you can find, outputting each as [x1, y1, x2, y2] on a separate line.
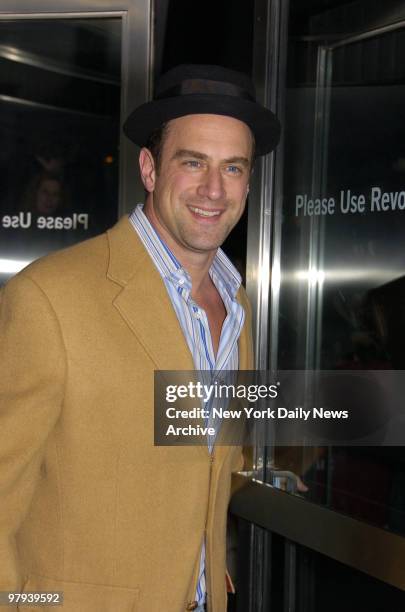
[123, 94, 281, 156]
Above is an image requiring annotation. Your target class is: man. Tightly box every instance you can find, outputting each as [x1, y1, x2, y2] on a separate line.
[0, 64, 280, 611]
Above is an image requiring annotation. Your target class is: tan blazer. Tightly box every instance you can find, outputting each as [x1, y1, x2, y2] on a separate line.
[0, 216, 253, 612]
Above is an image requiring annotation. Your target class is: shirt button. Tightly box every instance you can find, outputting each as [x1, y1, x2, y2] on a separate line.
[178, 278, 185, 285]
[194, 311, 200, 319]
[186, 602, 198, 611]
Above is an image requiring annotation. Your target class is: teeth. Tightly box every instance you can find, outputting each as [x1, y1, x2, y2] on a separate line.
[189, 206, 221, 218]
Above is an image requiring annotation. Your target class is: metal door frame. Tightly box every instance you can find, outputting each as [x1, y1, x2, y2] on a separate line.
[231, 472, 405, 592]
[246, 0, 290, 609]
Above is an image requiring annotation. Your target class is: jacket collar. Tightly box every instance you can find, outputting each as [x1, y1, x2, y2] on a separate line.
[106, 215, 252, 371]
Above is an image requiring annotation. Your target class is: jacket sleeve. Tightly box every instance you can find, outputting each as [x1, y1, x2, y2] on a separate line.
[0, 273, 66, 594]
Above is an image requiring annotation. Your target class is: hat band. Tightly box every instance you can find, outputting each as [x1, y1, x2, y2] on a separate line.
[156, 78, 255, 101]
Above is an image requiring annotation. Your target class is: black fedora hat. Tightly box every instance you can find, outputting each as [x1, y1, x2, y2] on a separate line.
[123, 64, 281, 156]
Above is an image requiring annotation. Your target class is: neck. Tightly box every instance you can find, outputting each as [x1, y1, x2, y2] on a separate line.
[143, 198, 216, 296]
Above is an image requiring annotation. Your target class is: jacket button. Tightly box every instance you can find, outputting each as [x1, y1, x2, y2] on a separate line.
[186, 602, 198, 610]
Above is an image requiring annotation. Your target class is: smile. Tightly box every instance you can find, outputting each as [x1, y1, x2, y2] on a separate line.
[189, 206, 221, 218]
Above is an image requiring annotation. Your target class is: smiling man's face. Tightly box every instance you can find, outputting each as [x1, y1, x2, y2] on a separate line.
[141, 114, 253, 261]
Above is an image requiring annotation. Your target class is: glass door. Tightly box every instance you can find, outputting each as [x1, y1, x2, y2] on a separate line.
[276, 0, 405, 531]
[0, 0, 152, 285]
[238, 0, 405, 610]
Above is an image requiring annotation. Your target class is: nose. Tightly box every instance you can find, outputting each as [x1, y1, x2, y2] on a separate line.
[197, 167, 225, 201]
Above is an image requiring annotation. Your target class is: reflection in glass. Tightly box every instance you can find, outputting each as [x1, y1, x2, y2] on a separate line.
[0, 18, 121, 286]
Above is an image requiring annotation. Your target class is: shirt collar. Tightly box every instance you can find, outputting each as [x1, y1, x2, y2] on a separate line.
[129, 203, 242, 300]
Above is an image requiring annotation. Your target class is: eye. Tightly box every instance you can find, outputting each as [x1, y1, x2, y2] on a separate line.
[183, 160, 202, 168]
[226, 165, 242, 174]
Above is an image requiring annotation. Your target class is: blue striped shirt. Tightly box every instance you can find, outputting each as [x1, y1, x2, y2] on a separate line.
[129, 203, 245, 606]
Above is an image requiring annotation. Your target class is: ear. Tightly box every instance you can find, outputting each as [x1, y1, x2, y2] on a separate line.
[139, 148, 156, 192]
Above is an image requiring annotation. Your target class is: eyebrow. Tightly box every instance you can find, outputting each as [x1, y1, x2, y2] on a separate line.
[172, 149, 208, 161]
[172, 149, 250, 167]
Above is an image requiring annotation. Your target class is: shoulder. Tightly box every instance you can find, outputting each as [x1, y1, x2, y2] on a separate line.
[2, 215, 148, 310]
[3, 235, 111, 320]
[15, 232, 108, 297]
[7, 216, 134, 294]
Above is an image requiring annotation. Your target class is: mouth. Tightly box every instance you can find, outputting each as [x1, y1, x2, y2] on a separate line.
[188, 205, 222, 219]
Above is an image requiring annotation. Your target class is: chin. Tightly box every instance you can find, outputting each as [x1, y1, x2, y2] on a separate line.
[184, 231, 229, 252]
[187, 241, 223, 254]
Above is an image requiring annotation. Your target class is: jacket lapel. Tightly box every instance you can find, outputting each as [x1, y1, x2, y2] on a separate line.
[106, 216, 194, 372]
